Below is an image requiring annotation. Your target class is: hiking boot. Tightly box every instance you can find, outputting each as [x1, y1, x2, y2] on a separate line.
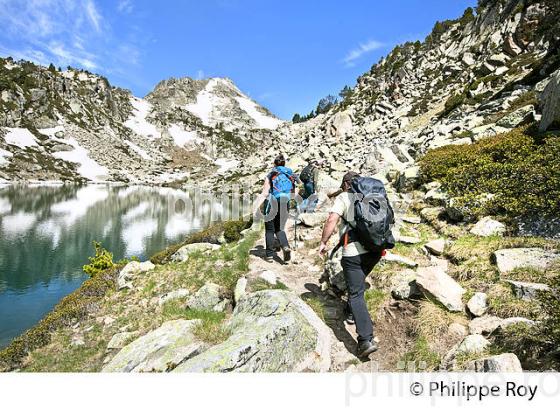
[345, 311, 355, 325]
[264, 255, 273, 263]
[357, 339, 378, 358]
[282, 246, 291, 262]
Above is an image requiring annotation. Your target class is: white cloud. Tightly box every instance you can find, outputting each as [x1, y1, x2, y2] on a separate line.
[117, 0, 134, 14]
[0, 0, 146, 82]
[85, 0, 102, 32]
[196, 69, 205, 80]
[342, 39, 384, 67]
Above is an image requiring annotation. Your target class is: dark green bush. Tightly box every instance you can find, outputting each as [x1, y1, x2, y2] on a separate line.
[442, 92, 466, 116]
[223, 219, 252, 242]
[418, 125, 560, 220]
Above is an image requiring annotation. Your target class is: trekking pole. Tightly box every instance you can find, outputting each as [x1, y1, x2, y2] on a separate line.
[294, 204, 298, 250]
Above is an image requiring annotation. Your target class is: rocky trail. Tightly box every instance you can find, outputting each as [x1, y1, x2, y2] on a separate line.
[245, 200, 422, 372]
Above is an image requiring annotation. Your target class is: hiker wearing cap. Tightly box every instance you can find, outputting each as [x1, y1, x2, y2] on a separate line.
[319, 171, 395, 358]
[253, 154, 299, 263]
[298, 159, 323, 213]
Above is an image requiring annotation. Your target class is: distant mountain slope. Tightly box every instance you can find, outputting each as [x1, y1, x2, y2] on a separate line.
[0, 59, 282, 184]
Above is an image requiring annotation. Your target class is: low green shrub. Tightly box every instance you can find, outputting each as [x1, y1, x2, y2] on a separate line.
[83, 241, 114, 277]
[418, 125, 560, 221]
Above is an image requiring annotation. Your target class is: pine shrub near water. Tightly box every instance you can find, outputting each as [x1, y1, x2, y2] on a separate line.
[418, 125, 560, 221]
[83, 241, 114, 277]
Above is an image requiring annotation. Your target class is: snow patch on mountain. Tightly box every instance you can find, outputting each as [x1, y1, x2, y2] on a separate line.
[0, 148, 13, 166]
[185, 79, 219, 126]
[235, 96, 282, 129]
[168, 124, 202, 148]
[125, 97, 161, 139]
[3, 128, 39, 149]
[215, 158, 239, 174]
[51, 137, 109, 181]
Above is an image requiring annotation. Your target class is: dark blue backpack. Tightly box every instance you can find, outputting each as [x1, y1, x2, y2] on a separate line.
[269, 166, 295, 199]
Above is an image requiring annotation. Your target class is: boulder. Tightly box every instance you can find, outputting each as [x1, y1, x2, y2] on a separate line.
[504, 280, 550, 300]
[539, 68, 560, 132]
[497, 317, 536, 332]
[329, 111, 353, 140]
[469, 316, 503, 335]
[470, 217, 506, 237]
[402, 215, 421, 224]
[465, 353, 522, 372]
[298, 212, 328, 227]
[174, 290, 332, 372]
[322, 252, 347, 292]
[186, 283, 226, 311]
[492, 248, 560, 274]
[467, 292, 488, 317]
[383, 252, 419, 268]
[390, 269, 421, 300]
[259, 270, 278, 285]
[158, 289, 190, 306]
[496, 105, 534, 128]
[424, 188, 448, 206]
[171, 243, 221, 263]
[107, 332, 137, 350]
[102, 320, 203, 372]
[415, 266, 465, 312]
[441, 334, 490, 370]
[448, 323, 468, 339]
[118, 261, 156, 290]
[315, 173, 340, 196]
[234, 277, 247, 303]
[420, 207, 445, 222]
[487, 53, 508, 66]
[394, 166, 420, 192]
[424, 239, 446, 256]
[457, 334, 490, 355]
[503, 35, 522, 56]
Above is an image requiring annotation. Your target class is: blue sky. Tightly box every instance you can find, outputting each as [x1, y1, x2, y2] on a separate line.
[0, 0, 476, 119]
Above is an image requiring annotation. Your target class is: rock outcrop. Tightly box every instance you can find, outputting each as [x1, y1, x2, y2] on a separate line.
[103, 320, 203, 372]
[174, 290, 332, 372]
[539, 68, 560, 132]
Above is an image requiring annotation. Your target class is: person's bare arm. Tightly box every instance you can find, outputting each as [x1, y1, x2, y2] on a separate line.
[253, 178, 270, 215]
[319, 212, 340, 256]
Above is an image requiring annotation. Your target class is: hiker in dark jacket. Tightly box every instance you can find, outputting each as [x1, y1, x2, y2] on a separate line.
[253, 154, 299, 263]
[298, 159, 323, 213]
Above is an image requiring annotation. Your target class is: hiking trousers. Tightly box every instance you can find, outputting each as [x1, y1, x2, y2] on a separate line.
[340, 250, 383, 342]
[264, 197, 290, 257]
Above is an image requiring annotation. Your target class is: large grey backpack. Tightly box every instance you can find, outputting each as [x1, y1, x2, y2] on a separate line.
[346, 177, 395, 251]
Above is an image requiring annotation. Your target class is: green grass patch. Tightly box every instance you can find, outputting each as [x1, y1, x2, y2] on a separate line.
[487, 284, 541, 320]
[251, 278, 289, 292]
[400, 336, 441, 371]
[302, 295, 326, 321]
[365, 289, 387, 321]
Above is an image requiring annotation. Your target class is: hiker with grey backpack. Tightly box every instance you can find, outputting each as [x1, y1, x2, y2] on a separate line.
[319, 171, 395, 358]
[253, 154, 300, 263]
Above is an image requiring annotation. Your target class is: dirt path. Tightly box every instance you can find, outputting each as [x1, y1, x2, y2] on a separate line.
[247, 212, 418, 372]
